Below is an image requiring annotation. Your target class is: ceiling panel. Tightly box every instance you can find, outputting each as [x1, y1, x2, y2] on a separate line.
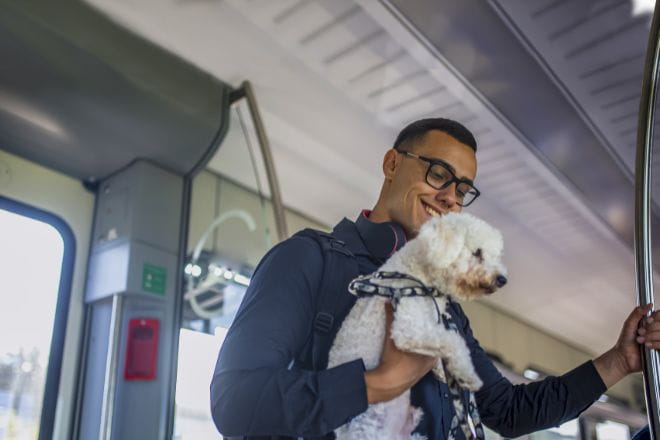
[488, 0, 656, 193]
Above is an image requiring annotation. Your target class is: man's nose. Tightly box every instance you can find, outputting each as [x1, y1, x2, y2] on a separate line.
[435, 182, 458, 209]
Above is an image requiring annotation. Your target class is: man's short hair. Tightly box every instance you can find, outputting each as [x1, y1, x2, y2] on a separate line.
[393, 118, 477, 152]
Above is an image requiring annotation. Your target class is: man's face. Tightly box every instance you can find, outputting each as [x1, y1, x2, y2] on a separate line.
[383, 130, 477, 237]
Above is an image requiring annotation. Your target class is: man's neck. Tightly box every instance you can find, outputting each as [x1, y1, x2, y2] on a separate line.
[367, 204, 391, 224]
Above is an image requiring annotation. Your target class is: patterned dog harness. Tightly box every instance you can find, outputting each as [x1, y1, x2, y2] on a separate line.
[348, 271, 486, 440]
[348, 271, 444, 322]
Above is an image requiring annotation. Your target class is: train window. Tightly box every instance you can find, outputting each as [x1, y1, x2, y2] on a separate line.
[484, 419, 579, 440]
[174, 329, 227, 439]
[595, 420, 631, 440]
[535, 419, 580, 440]
[0, 203, 68, 439]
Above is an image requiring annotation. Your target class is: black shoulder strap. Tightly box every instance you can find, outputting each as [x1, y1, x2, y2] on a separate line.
[294, 228, 360, 371]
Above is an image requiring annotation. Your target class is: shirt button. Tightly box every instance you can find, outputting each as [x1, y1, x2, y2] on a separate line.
[444, 393, 449, 398]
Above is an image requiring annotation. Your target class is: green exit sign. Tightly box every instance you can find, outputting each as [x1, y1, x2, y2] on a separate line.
[142, 263, 166, 295]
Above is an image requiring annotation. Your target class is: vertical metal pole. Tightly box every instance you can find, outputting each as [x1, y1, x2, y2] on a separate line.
[240, 80, 289, 241]
[635, 2, 660, 438]
[98, 294, 124, 440]
[164, 176, 191, 438]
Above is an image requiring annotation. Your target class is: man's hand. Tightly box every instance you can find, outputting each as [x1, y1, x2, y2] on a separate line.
[364, 303, 436, 404]
[636, 306, 660, 353]
[594, 304, 653, 388]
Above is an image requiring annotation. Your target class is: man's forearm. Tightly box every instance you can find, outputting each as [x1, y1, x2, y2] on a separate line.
[477, 361, 607, 437]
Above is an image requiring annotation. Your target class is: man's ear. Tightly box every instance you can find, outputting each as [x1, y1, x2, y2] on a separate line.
[383, 149, 399, 180]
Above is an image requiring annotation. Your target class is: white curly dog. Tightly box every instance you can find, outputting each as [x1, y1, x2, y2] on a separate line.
[327, 212, 507, 440]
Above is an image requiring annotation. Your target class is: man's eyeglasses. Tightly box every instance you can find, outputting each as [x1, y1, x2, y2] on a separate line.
[396, 150, 480, 207]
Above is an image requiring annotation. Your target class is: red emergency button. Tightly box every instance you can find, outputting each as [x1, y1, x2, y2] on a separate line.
[124, 318, 159, 380]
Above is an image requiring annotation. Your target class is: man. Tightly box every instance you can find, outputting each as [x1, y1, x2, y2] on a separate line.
[211, 118, 657, 439]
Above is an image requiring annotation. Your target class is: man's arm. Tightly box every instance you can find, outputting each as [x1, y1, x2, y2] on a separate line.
[475, 360, 605, 437]
[452, 303, 604, 437]
[210, 236, 367, 438]
[463, 304, 653, 438]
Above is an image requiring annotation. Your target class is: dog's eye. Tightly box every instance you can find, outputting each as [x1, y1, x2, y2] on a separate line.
[473, 249, 483, 260]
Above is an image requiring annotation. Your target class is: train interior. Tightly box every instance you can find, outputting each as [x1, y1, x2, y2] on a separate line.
[0, 0, 659, 439]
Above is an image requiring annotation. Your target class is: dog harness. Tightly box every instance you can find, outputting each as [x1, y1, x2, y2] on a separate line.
[348, 271, 486, 440]
[348, 271, 445, 323]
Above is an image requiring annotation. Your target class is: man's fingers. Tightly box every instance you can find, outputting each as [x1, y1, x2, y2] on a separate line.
[640, 320, 660, 333]
[643, 342, 660, 350]
[650, 309, 660, 324]
[637, 330, 660, 343]
[639, 330, 660, 340]
[638, 303, 653, 314]
[383, 302, 394, 347]
[384, 302, 393, 325]
[625, 304, 653, 331]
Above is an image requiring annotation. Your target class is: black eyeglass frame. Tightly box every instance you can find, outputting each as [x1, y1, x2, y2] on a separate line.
[396, 150, 481, 207]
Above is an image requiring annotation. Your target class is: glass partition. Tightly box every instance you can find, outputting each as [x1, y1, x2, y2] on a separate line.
[173, 98, 327, 439]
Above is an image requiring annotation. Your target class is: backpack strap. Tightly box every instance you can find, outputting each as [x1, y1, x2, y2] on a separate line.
[228, 231, 359, 440]
[294, 228, 360, 371]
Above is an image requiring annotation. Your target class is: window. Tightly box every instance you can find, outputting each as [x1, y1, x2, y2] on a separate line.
[173, 329, 227, 439]
[484, 420, 580, 440]
[596, 420, 631, 440]
[0, 197, 74, 440]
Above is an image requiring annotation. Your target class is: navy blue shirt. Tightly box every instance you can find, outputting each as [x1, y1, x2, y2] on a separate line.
[211, 213, 606, 439]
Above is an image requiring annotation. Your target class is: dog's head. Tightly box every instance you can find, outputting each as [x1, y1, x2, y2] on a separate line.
[415, 212, 507, 301]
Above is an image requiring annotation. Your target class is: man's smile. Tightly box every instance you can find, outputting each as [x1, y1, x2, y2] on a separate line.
[421, 200, 443, 218]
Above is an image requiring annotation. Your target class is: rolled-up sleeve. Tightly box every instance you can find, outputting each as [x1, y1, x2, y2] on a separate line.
[454, 304, 606, 437]
[210, 236, 368, 438]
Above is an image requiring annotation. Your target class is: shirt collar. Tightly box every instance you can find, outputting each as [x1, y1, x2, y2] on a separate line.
[353, 210, 407, 261]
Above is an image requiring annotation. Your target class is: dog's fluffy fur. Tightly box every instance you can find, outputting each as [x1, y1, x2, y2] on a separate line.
[327, 213, 507, 440]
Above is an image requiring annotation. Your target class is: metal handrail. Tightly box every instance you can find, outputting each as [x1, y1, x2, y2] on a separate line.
[635, 2, 660, 438]
[240, 81, 289, 241]
[98, 293, 124, 440]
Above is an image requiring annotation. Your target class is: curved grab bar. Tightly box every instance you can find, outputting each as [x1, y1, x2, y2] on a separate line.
[186, 208, 257, 319]
[232, 80, 289, 241]
[191, 208, 257, 263]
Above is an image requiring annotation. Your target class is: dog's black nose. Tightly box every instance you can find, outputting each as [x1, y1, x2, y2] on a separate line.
[495, 275, 507, 287]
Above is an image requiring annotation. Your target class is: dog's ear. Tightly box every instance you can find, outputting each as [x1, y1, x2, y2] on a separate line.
[418, 215, 466, 267]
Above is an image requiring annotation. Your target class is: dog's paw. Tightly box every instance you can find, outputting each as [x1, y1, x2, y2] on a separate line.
[444, 357, 483, 391]
[453, 370, 483, 391]
[432, 360, 446, 382]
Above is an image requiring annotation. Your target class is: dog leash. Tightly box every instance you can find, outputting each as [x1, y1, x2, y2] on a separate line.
[348, 270, 485, 440]
[445, 369, 485, 440]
